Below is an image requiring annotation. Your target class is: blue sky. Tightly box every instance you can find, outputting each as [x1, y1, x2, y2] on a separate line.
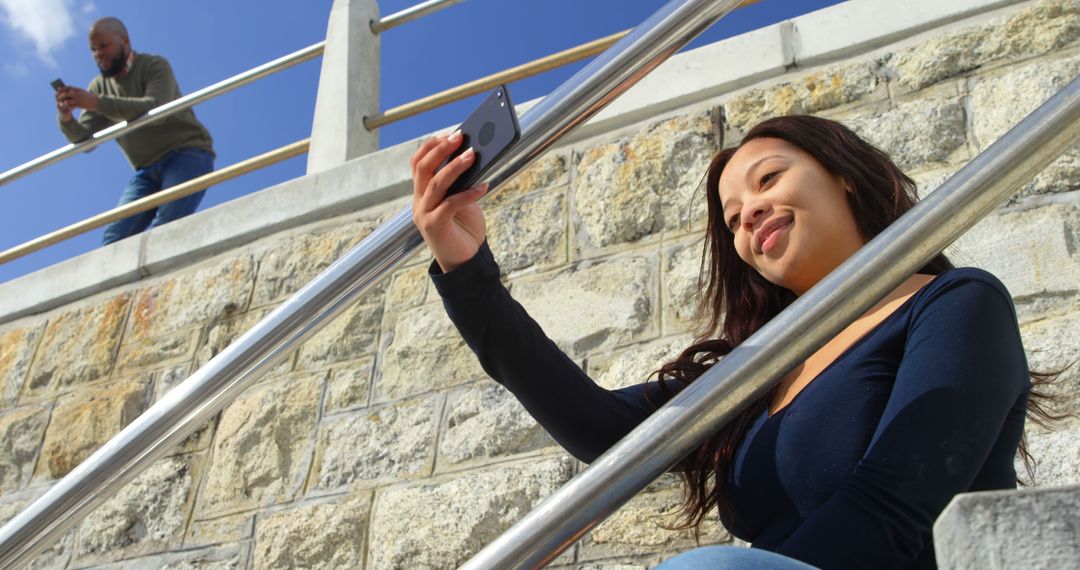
[0, 0, 841, 283]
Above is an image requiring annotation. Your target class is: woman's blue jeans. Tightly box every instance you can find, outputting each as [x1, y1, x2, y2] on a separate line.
[655, 545, 818, 569]
[102, 147, 214, 245]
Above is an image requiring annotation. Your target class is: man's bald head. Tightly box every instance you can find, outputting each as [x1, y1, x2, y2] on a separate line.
[88, 17, 131, 77]
[90, 17, 128, 40]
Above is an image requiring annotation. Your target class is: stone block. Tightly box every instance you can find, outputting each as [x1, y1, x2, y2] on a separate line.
[324, 358, 373, 413]
[117, 329, 197, 372]
[25, 294, 130, 394]
[91, 546, 245, 570]
[73, 456, 196, 566]
[579, 475, 729, 561]
[250, 222, 374, 308]
[893, 0, 1080, 91]
[952, 203, 1080, 304]
[438, 383, 555, 469]
[0, 323, 43, 406]
[662, 240, 707, 334]
[154, 365, 192, 400]
[295, 282, 385, 371]
[934, 485, 1080, 569]
[1023, 427, 1080, 488]
[574, 114, 714, 250]
[0, 406, 49, 493]
[312, 395, 438, 491]
[968, 54, 1080, 202]
[487, 152, 569, 209]
[488, 189, 568, 274]
[385, 263, 430, 313]
[574, 140, 658, 249]
[128, 255, 255, 342]
[512, 255, 658, 356]
[1019, 311, 1080, 424]
[196, 373, 322, 517]
[38, 379, 149, 479]
[376, 302, 486, 402]
[367, 456, 574, 569]
[184, 512, 254, 550]
[724, 60, 884, 133]
[841, 96, 968, 171]
[252, 492, 371, 569]
[588, 335, 694, 392]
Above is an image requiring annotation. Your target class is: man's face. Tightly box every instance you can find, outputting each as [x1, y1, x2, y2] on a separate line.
[88, 29, 129, 77]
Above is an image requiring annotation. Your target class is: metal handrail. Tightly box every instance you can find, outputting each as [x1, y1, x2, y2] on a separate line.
[0, 140, 310, 266]
[0, 43, 325, 188]
[462, 74, 1080, 569]
[0, 0, 750, 565]
[371, 0, 468, 33]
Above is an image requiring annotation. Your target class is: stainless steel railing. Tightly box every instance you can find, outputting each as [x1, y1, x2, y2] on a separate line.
[0, 0, 749, 566]
[372, 0, 468, 33]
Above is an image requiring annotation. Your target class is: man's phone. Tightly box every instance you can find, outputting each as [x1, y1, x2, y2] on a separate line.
[51, 79, 66, 92]
[441, 84, 521, 196]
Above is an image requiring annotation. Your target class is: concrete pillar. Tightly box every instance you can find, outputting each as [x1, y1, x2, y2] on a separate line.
[307, 0, 380, 174]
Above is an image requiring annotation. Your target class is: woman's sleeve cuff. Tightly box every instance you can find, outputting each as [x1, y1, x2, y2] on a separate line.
[429, 241, 501, 298]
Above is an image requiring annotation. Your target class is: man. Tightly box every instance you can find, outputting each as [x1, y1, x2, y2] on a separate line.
[56, 17, 215, 245]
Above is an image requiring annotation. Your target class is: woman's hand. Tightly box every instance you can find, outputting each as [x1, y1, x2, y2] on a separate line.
[411, 132, 488, 273]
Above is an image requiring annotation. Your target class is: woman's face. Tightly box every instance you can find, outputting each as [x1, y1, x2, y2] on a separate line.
[717, 137, 865, 295]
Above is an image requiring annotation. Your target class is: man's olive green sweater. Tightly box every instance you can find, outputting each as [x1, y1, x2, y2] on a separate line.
[59, 53, 214, 169]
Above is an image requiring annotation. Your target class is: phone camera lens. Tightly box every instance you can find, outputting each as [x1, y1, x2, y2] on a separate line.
[496, 90, 503, 98]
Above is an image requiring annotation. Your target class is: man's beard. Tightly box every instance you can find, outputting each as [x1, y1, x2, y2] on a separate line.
[100, 47, 128, 78]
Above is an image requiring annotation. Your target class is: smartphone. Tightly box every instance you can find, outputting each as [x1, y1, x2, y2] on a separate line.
[51, 78, 66, 92]
[441, 84, 521, 196]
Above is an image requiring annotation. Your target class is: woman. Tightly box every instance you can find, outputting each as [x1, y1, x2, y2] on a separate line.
[410, 115, 1035, 569]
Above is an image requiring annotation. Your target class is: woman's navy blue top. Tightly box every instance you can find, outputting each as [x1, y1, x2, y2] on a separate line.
[430, 242, 1030, 569]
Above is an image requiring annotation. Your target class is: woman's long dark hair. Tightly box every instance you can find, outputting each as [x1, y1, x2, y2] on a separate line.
[655, 115, 1064, 532]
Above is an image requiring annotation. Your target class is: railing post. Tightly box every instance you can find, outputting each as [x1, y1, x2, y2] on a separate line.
[307, 0, 380, 174]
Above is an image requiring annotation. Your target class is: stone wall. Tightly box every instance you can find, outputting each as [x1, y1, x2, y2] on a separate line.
[0, 0, 1078, 568]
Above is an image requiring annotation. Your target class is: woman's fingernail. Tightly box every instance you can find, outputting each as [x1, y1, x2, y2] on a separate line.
[448, 131, 462, 143]
[460, 148, 474, 161]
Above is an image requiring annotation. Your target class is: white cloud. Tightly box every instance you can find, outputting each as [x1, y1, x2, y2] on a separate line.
[0, 0, 77, 67]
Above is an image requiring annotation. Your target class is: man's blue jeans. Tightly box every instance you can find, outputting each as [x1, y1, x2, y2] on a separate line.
[102, 147, 214, 245]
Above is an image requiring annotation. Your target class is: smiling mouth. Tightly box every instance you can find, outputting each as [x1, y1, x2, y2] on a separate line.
[754, 215, 793, 254]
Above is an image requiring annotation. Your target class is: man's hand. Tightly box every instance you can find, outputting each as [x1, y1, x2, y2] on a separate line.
[55, 90, 73, 122]
[56, 87, 99, 114]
